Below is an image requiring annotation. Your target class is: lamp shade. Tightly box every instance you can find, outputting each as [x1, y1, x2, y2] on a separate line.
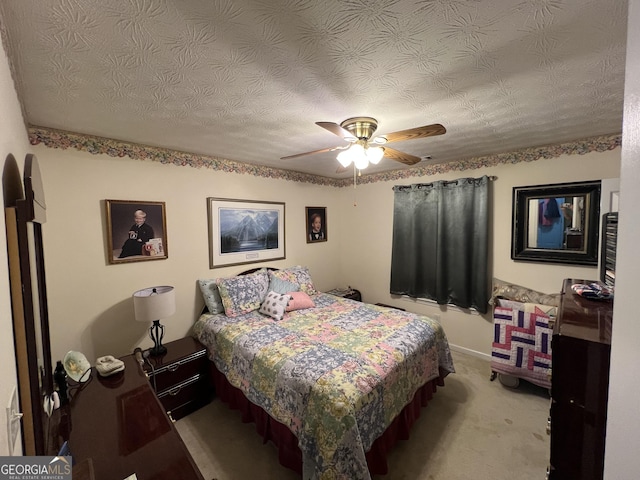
[133, 286, 176, 323]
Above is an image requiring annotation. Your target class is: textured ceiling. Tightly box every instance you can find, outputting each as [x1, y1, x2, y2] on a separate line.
[0, 0, 628, 179]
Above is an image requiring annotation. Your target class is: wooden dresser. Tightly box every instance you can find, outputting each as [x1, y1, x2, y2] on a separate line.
[548, 278, 613, 479]
[50, 354, 204, 480]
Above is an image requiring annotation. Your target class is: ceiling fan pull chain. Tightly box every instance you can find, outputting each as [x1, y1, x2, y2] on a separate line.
[353, 165, 358, 206]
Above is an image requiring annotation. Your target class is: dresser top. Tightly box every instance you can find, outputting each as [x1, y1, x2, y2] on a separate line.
[556, 278, 613, 344]
[54, 354, 203, 480]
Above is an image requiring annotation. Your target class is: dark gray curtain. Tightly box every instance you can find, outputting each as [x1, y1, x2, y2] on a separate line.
[390, 176, 490, 314]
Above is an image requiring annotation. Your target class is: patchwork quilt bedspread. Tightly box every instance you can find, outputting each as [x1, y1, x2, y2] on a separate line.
[194, 293, 455, 480]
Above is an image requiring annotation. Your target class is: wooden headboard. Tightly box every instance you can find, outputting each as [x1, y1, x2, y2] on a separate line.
[238, 266, 279, 275]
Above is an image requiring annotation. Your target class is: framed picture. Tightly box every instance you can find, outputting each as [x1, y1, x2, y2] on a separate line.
[207, 197, 285, 268]
[306, 206, 327, 243]
[105, 200, 168, 264]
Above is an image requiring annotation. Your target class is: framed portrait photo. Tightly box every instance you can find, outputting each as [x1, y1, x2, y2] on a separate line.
[207, 197, 285, 268]
[306, 206, 327, 243]
[105, 200, 168, 264]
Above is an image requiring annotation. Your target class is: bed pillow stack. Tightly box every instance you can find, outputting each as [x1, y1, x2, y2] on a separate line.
[198, 266, 318, 319]
[215, 268, 270, 317]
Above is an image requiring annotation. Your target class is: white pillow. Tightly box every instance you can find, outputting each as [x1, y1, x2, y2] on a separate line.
[259, 291, 291, 321]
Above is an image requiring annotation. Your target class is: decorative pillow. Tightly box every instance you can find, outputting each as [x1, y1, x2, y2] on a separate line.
[198, 279, 225, 314]
[216, 268, 269, 318]
[490, 278, 561, 307]
[259, 291, 291, 321]
[285, 291, 316, 311]
[269, 266, 317, 295]
[268, 275, 300, 295]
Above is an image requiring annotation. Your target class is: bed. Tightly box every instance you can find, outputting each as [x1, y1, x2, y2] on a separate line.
[193, 266, 455, 479]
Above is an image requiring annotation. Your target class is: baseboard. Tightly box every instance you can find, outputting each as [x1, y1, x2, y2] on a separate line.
[449, 344, 491, 362]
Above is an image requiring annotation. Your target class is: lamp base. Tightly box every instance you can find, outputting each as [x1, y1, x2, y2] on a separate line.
[149, 344, 167, 356]
[149, 320, 166, 357]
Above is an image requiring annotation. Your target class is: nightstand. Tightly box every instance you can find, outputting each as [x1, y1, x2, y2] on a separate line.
[327, 287, 362, 302]
[143, 336, 213, 421]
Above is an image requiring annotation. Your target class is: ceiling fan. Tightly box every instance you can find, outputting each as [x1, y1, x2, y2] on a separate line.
[281, 117, 446, 172]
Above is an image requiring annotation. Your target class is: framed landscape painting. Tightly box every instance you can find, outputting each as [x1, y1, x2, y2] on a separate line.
[207, 197, 285, 268]
[105, 200, 168, 264]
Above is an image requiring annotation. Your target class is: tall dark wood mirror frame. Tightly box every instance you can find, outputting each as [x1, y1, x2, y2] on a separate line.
[5, 153, 53, 455]
[511, 180, 601, 266]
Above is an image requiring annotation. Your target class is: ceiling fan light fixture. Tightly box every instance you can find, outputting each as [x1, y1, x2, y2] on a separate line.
[353, 154, 369, 170]
[300, 118, 446, 173]
[366, 146, 384, 164]
[350, 143, 365, 155]
[337, 143, 370, 169]
[340, 117, 378, 140]
[337, 149, 353, 167]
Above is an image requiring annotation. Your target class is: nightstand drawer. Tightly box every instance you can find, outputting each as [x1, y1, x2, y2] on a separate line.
[150, 350, 207, 392]
[157, 374, 206, 414]
[143, 337, 213, 420]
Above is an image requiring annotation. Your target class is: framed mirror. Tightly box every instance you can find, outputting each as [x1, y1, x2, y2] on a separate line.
[5, 154, 53, 455]
[511, 180, 601, 265]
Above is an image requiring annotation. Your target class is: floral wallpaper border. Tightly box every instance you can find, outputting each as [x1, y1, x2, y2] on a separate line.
[351, 133, 622, 187]
[28, 126, 621, 188]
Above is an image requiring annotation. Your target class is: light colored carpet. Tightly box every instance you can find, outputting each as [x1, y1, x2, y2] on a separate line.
[175, 351, 550, 479]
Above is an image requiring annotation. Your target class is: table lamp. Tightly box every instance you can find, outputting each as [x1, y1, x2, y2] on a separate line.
[133, 285, 176, 356]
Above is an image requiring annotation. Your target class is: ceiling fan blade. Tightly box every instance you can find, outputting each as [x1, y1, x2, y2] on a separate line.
[316, 122, 357, 141]
[381, 123, 446, 144]
[335, 164, 350, 174]
[384, 147, 421, 166]
[280, 146, 340, 160]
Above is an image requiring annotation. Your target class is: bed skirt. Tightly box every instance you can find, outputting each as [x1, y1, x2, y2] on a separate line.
[209, 363, 445, 476]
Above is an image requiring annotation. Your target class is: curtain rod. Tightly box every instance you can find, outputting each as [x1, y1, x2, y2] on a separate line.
[393, 175, 497, 190]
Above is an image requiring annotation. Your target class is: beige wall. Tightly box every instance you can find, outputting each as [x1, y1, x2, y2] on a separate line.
[35, 146, 347, 363]
[337, 151, 620, 356]
[35, 142, 621, 365]
[0, 39, 31, 455]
